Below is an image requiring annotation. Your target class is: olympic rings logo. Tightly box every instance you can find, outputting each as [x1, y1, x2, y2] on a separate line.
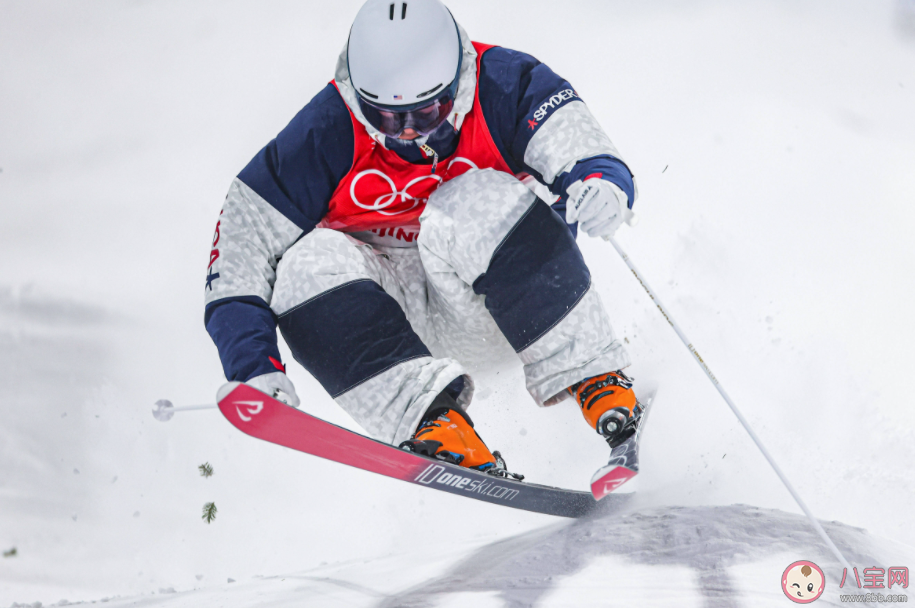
[350, 171, 441, 215]
[348, 158, 480, 215]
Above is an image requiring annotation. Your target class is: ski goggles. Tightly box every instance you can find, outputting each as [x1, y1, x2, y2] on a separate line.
[358, 83, 457, 138]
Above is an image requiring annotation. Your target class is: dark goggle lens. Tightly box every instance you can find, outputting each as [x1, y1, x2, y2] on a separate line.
[359, 91, 454, 138]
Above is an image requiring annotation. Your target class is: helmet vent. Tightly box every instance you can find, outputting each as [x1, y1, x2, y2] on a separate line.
[359, 88, 379, 100]
[417, 83, 443, 99]
[388, 2, 407, 21]
[389, 3, 408, 20]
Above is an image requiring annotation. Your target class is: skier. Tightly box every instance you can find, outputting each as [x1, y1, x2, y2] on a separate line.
[205, 0, 641, 474]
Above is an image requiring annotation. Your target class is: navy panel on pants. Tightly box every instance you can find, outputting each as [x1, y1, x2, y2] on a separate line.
[277, 279, 431, 397]
[472, 200, 591, 352]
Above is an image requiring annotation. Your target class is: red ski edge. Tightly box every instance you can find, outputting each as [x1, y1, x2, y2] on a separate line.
[218, 383, 609, 518]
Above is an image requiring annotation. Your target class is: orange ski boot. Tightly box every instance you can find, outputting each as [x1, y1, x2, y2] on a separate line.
[568, 370, 643, 447]
[400, 394, 502, 473]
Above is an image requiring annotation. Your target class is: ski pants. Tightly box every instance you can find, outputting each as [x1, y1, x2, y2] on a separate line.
[270, 169, 630, 446]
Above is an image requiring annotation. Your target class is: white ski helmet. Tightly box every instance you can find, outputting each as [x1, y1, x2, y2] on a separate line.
[347, 0, 462, 108]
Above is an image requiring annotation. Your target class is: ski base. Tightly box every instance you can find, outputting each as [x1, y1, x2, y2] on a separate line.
[217, 383, 617, 518]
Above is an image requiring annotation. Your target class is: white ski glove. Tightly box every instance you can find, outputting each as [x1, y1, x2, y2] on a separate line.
[245, 371, 301, 408]
[565, 178, 634, 239]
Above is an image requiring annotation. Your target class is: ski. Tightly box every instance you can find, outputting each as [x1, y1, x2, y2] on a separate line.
[218, 382, 614, 518]
[590, 390, 657, 500]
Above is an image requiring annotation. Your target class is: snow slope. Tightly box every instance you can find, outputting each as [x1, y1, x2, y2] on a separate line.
[1, 0, 914, 606]
[9, 505, 914, 607]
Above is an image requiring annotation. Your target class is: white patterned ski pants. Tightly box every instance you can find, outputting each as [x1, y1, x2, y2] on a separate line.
[270, 169, 629, 445]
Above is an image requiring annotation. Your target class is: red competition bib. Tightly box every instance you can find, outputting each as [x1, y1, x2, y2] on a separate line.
[319, 43, 512, 242]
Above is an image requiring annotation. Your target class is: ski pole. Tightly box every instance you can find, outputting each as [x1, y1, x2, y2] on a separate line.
[606, 234, 854, 574]
[152, 399, 217, 422]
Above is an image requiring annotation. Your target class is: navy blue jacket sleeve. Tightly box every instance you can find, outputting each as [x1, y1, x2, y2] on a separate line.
[476, 47, 635, 224]
[204, 83, 355, 383]
[205, 297, 283, 382]
[238, 83, 355, 232]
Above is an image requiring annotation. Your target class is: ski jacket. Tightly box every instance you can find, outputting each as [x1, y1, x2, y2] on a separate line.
[205, 26, 636, 383]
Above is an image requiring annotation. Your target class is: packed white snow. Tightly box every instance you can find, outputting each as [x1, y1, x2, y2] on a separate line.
[2, 1, 914, 606]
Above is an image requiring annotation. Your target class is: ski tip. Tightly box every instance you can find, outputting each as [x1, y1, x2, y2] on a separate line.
[590, 465, 637, 501]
